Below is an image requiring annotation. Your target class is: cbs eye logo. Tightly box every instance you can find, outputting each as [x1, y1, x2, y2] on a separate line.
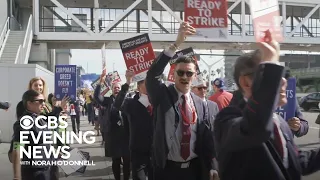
[20, 116, 35, 130]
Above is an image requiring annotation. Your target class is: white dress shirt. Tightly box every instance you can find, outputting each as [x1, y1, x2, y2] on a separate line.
[167, 87, 198, 162]
[138, 93, 151, 108]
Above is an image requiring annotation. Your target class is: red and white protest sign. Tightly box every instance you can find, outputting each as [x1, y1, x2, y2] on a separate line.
[249, 0, 283, 42]
[185, 0, 228, 38]
[91, 77, 109, 96]
[167, 47, 201, 84]
[106, 71, 121, 87]
[90, 71, 122, 96]
[119, 33, 156, 82]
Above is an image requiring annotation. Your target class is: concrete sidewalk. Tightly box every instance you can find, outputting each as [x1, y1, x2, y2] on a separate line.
[0, 116, 122, 180]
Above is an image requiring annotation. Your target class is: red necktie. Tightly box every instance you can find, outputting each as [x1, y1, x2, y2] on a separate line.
[147, 105, 153, 116]
[147, 96, 153, 116]
[180, 95, 192, 160]
[273, 122, 284, 159]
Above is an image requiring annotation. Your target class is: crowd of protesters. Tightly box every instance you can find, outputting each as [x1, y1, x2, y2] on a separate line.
[5, 22, 320, 180]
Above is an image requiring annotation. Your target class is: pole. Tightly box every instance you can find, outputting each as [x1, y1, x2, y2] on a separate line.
[200, 57, 224, 92]
[87, 62, 88, 73]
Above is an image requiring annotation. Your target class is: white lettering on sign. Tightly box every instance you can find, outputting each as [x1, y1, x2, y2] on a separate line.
[121, 36, 148, 49]
[129, 59, 154, 72]
[55, 67, 76, 73]
[125, 47, 149, 63]
[187, 0, 222, 10]
[186, 0, 225, 27]
[59, 74, 71, 80]
[58, 81, 73, 87]
[187, 16, 225, 27]
[275, 111, 287, 120]
[286, 90, 294, 98]
[170, 51, 195, 64]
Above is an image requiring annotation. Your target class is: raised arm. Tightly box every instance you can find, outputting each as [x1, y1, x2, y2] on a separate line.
[114, 70, 134, 112]
[214, 33, 285, 152]
[146, 22, 196, 106]
[94, 71, 111, 107]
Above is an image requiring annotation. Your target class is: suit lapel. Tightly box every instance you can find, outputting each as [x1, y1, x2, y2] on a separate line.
[277, 115, 301, 174]
[167, 85, 179, 104]
[191, 93, 202, 122]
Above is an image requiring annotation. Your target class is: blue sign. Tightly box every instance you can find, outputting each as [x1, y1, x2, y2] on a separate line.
[55, 65, 77, 101]
[275, 78, 296, 121]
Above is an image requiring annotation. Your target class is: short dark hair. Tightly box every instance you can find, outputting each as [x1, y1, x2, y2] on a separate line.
[233, 50, 262, 91]
[174, 56, 197, 67]
[284, 69, 291, 79]
[22, 90, 41, 108]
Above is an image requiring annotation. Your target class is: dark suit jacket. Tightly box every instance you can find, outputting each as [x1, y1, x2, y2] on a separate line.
[114, 83, 153, 153]
[214, 63, 320, 180]
[206, 100, 219, 132]
[94, 85, 130, 157]
[146, 52, 216, 180]
[293, 98, 309, 137]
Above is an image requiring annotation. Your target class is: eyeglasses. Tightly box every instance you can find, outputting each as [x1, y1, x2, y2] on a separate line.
[176, 70, 195, 77]
[33, 99, 46, 104]
[197, 87, 207, 91]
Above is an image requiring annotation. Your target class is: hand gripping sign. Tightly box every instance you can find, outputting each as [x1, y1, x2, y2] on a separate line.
[275, 78, 296, 121]
[167, 47, 201, 84]
[119, 33, 156, 82]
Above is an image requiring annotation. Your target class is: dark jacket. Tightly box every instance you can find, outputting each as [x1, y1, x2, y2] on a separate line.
[231, 91, 309, 138]
[293, 98, 309, 137]
[146, 51, 216, 180]
[214, 63, 320, 180]
[114, 83, 153, 153]
[12, 111, 52, 169]
[94, 85, 130, 157]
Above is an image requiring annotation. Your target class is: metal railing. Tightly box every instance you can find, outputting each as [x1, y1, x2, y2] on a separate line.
[15, 15, 33, 64]
[291, 67, 320, 78]
[0, 17, 10, 58]
[9, 16, 22, 31]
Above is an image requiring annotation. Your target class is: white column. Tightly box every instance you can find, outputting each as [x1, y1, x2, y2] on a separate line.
[241, 0, 246, 37]
[148, 0, 152, 35]
[33, 0, 39, 35]
[94, 0, 99, 33]
[282, 2, 286, 37]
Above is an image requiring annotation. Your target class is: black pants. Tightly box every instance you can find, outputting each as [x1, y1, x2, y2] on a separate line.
[87, 103, 94, 125]
[21, 167, 50, 180]
[131, 151, 153, 180]
[112, 156, 130, 180]
[101, 131, 105, 141]
[159, 158, 201, 180]
[71, 114, 80, 133]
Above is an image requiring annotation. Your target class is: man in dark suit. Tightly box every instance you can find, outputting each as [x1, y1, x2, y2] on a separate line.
[191, 77, 219, 132]
[214, 31, 320, 180]
[94, 71, 130, 180]
[146, 22, 218, 180]
[114, 70, 154, 180]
